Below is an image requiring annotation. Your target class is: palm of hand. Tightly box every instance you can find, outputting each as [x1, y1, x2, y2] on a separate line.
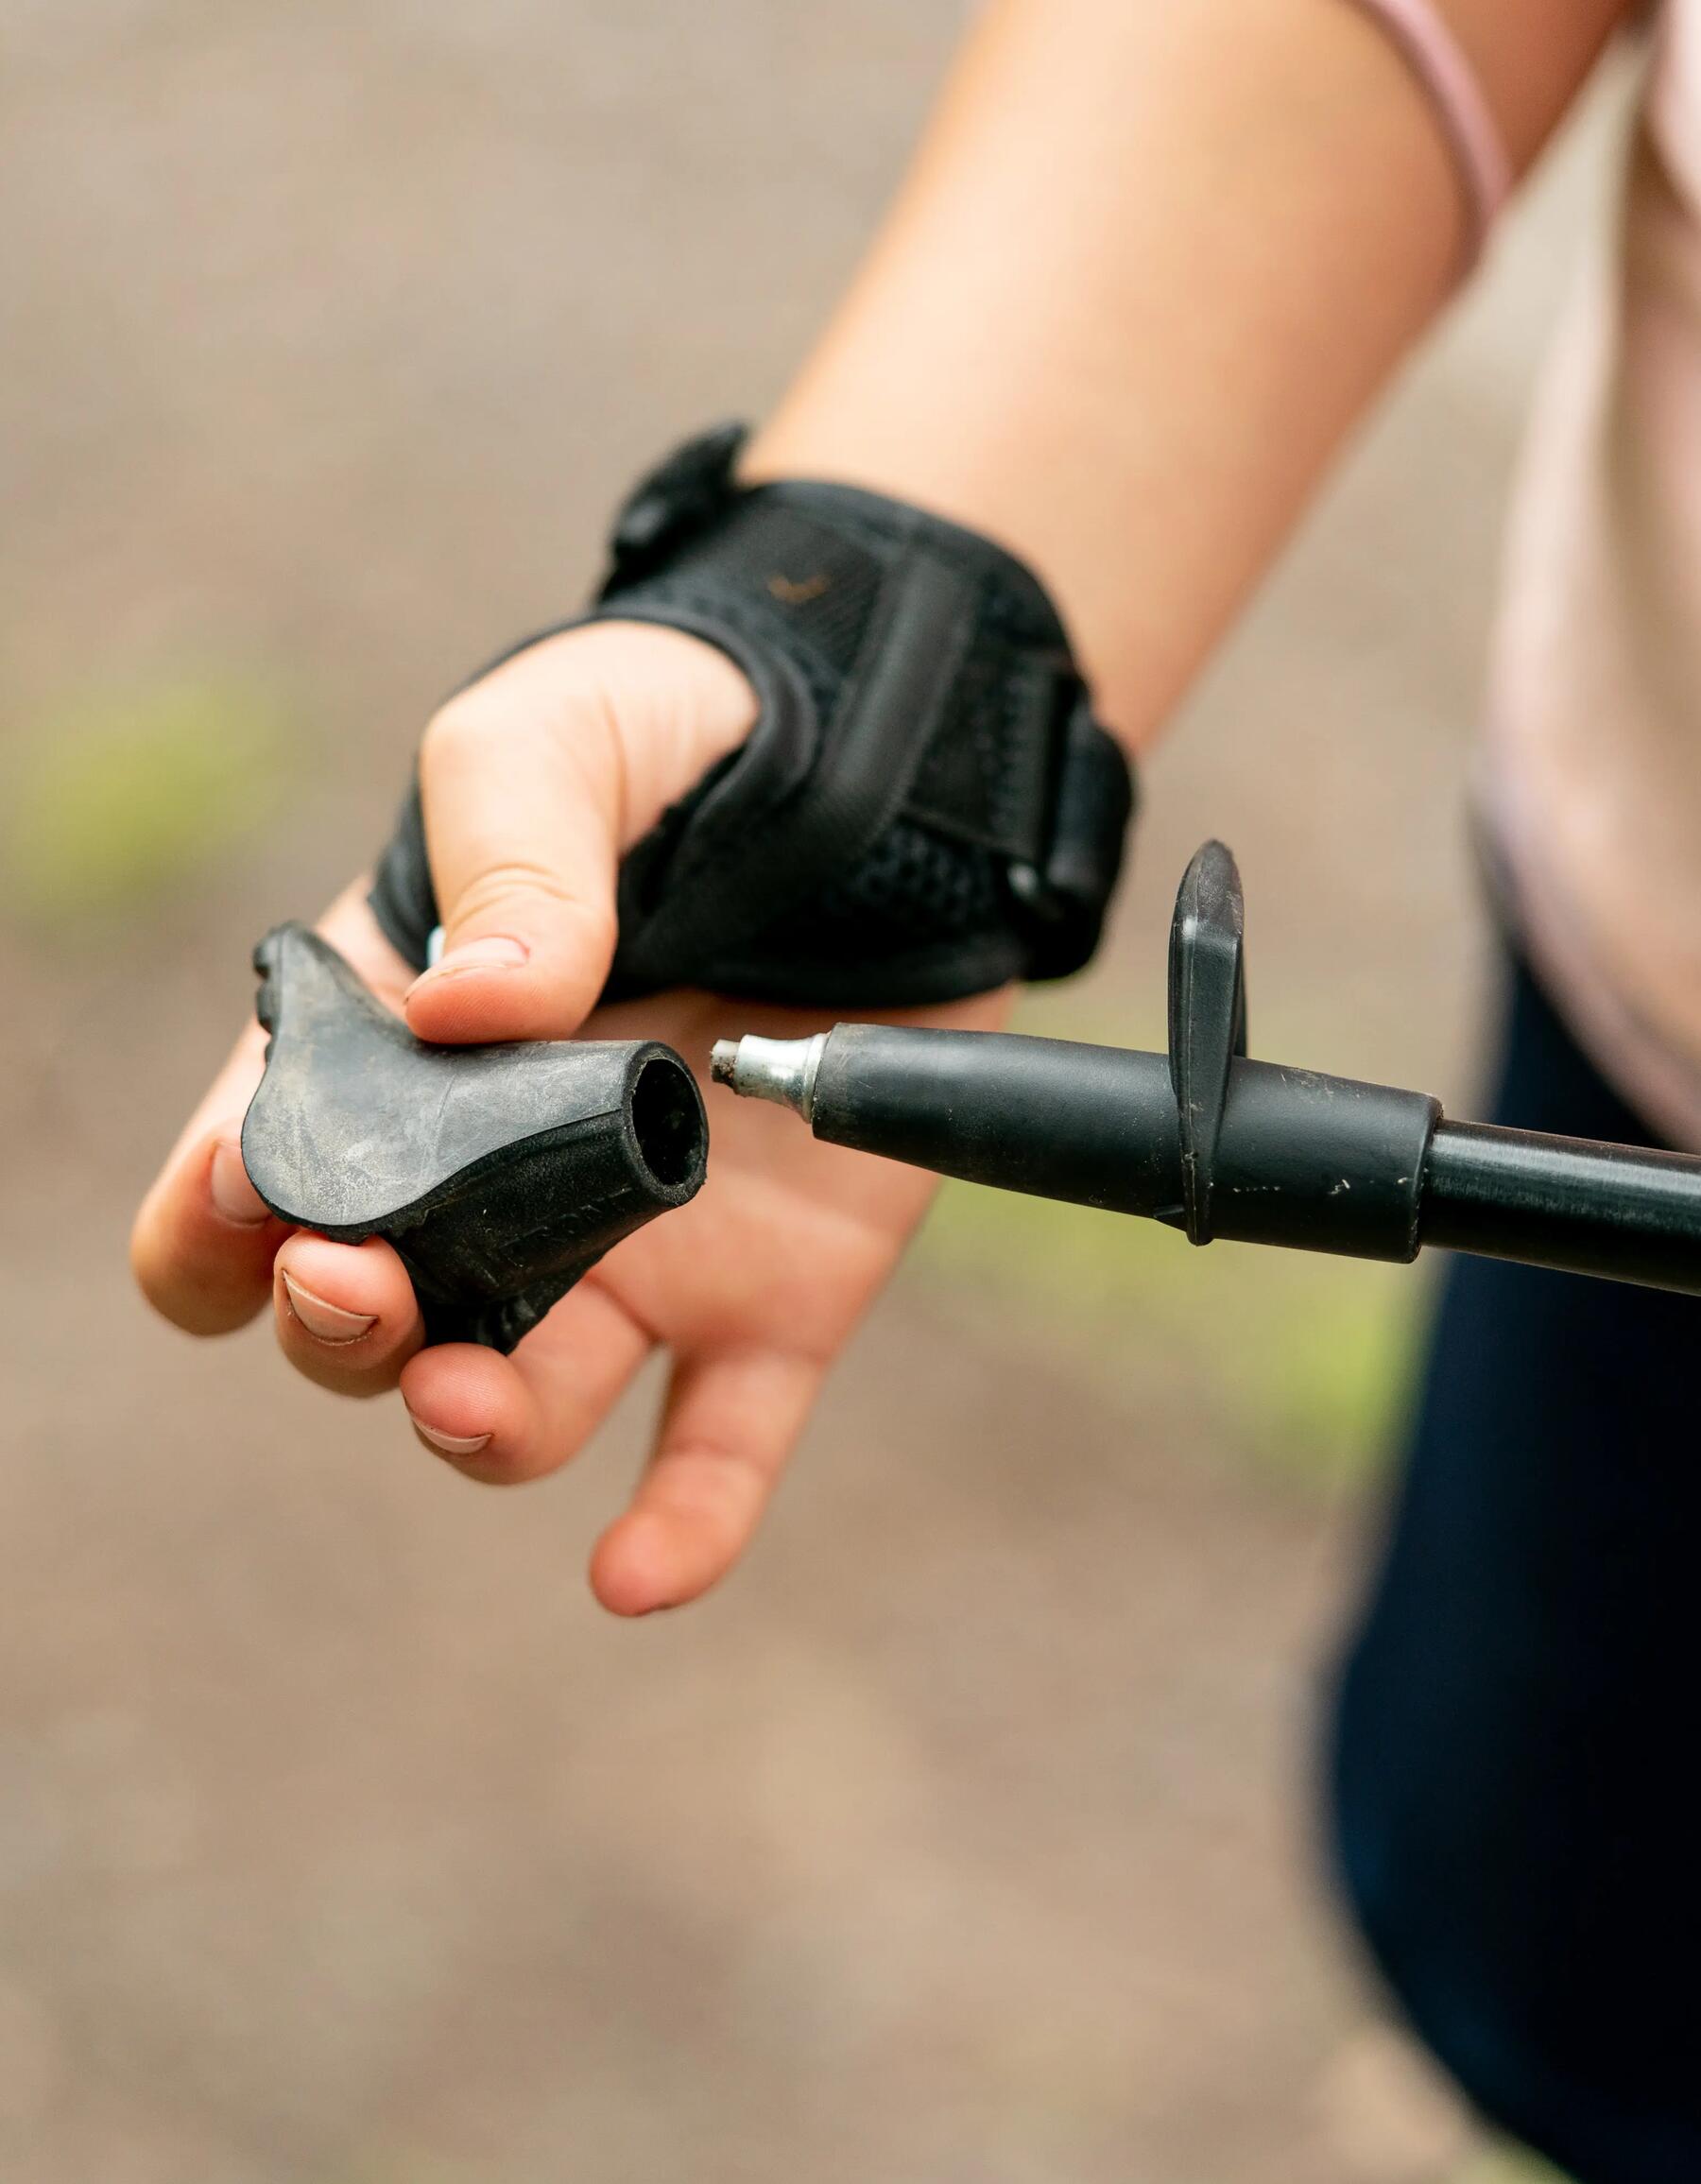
[135, 886, 1004, 1615]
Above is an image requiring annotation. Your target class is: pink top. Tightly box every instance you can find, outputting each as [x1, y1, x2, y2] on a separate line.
[1484, 3, 1701, 1145]
[1350, 0, 1701, 1147]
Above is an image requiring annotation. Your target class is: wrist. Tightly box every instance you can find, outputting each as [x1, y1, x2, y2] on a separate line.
[369, 424, 1134, 1009]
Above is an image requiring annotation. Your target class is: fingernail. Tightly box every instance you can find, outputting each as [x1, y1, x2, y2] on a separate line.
[409, 936, 528, 992]
[210, 1139, 269, 1227]
[280, 1270, 377, 1346]
[406, 1414, 492, 1458]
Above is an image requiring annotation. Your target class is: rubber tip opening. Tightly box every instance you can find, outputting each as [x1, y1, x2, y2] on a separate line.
[631, 1057, 704, 1189]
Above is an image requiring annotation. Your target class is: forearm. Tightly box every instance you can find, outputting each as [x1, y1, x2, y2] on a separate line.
[745, 0, 1628, 750]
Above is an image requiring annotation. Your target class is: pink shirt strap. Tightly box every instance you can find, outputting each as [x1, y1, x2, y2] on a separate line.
[1344, 0, 1513, 271]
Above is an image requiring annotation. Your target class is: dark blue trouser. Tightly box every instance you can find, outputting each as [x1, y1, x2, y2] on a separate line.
[1329, 954, 1701, 2184]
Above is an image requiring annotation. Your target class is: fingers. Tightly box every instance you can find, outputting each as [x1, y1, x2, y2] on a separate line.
[403, 647, 622, 1046]
[398, 1278, 654, 1483]
[401, 1287, 819, 1616]
[131, 1018, 286, 1333]
[271, 1233, 422, 1396]
[132, 886, 414, 1337]
[590, 1343, 824, 1617]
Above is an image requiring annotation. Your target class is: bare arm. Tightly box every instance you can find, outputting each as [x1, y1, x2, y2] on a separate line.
[750, 0, 1630, 747]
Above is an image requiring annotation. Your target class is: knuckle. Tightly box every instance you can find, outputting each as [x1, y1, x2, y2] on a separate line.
[421, 690, 512, 773]
[657, 1439, 773, 1508]
[426, 657, 622, 776]
[130, 1237, 235, 1336]
[128, 1218, 175, 1318]
[129, 1200, 206, 1329]
[449, 862, 614, 952]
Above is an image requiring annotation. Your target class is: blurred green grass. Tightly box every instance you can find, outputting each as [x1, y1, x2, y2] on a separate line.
[915, 1175, 1417, 1493]
[909, 988, 1428, 1494]
[0, 671, 292, 931]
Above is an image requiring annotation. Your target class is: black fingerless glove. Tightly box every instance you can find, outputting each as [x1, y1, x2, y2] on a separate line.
[369, 422, 1135, 1008]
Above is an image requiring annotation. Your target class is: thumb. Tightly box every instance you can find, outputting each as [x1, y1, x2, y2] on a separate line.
[402, 626, 753, 1045]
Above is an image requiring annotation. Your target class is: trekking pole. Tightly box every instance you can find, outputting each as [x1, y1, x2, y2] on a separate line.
[712, 841, 1701, 1298]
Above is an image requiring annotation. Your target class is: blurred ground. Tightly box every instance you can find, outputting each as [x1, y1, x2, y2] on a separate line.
[0, 7, 1627, 2179]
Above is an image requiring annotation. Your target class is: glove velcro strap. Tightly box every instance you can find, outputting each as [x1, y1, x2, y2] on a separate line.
[369, 426, 1134, 1007]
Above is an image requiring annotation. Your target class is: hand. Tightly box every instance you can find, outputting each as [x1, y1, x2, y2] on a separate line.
[132, 621, 1004, 1614]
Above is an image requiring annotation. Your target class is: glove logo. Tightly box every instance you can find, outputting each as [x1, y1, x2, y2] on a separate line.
[766, 571, 832, 605]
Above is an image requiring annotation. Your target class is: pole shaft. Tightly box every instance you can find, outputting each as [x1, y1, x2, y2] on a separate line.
[1419, 1120, 1701, 1296]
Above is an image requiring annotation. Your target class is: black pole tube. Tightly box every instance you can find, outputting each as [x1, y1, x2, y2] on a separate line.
[720, 1022, 1701, 1298]
[1419, 1119, 1701, 1296]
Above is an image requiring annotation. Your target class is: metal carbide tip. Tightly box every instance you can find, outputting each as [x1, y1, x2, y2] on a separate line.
[708, 1032, 828, 1123]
